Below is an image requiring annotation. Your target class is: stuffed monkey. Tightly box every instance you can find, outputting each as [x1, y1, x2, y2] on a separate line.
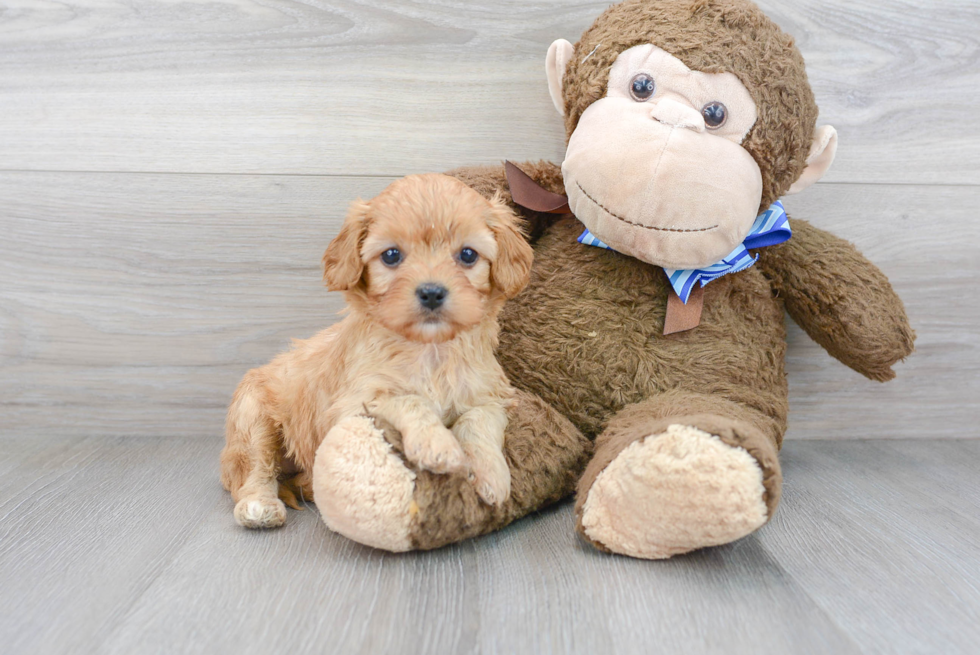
[312, 0, 914, 558]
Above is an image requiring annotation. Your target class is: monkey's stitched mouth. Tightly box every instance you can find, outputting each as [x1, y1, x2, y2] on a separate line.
[575, 182, 718, 233]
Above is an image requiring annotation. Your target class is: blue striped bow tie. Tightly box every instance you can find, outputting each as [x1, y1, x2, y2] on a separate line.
[578, 200, 790, 303]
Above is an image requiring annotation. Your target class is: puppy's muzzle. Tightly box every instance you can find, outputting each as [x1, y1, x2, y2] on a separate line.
[416, 283, 448, 311]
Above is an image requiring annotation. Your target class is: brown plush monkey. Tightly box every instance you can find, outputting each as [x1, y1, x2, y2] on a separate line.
[312, 0, 914, 558]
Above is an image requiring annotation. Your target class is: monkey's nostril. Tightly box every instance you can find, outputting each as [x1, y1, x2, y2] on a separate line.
[416, 283, 448, 310]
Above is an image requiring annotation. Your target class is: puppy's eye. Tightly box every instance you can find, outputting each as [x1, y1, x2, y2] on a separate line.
[380, 248, 402, 267]
[458, 247, 478, 265]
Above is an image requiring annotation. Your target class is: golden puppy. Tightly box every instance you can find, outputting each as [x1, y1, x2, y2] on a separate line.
[220, 174, 534, 529]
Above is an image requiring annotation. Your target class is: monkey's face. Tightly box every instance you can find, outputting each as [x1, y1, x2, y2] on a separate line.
[561, 45, 764, 270]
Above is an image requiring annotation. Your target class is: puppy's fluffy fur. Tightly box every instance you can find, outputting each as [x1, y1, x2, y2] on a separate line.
[220, 174, 534, 528]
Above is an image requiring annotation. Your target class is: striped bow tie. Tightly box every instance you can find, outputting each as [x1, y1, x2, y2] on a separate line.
[578, 200, 790, 304]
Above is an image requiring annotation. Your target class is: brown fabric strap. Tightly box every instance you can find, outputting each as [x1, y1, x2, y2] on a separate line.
[505, 161, 570, 214]
[663, 284, 704, 335]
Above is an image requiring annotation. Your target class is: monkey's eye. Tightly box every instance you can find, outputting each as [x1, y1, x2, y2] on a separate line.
[629, 73, 656, 102]
[458, 247, 478, 265]
[702, 102, 728, 129]
[381, 248, 402, 267]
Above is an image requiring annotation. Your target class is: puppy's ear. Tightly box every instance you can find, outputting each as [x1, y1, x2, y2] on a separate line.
[323, 199, 370, 291]
[486, 194, 534, 298]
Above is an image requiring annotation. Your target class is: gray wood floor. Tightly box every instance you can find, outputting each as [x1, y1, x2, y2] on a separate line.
[1, 437, 978, 655]
[2, 1, 979, 654]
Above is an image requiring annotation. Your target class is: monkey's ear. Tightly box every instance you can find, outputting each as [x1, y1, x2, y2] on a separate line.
[546, 39, 575, 116]
[487, 195, 534, 299]
[787, 125, 838, 195]
[322, 199, 370, 291]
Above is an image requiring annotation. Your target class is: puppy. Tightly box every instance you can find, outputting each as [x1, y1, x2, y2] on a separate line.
[220, 173, 534, 529]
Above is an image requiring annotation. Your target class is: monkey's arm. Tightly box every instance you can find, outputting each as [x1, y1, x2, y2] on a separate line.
[756, 218, 915, 381]
[448, 160, 566, 241]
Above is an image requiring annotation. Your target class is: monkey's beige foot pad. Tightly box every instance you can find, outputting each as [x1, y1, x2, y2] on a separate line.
[579, 424, 768, 559]
[313, 416, 416, 552]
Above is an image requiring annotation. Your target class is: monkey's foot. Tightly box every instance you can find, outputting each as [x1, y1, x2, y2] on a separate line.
[577, 424, 769, 559]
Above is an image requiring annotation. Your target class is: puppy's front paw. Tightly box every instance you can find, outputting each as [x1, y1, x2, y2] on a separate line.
[403, 424, 466, 474]
[234, 495, 286, 529]
[466, 448, 511, 506]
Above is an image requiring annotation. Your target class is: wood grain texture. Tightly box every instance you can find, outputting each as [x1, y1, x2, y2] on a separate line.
[1, 2, 976, 653]
[2, 173, 976, 440]
[0, 0, 976, 183]
[0, 437, 221, 655]
[0, 172, 392, 438]
[1, 437, 978, 655]
[766, 439, 980, 654]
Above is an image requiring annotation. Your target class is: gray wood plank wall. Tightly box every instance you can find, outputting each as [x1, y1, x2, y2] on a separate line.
[1, 0, 978, 440]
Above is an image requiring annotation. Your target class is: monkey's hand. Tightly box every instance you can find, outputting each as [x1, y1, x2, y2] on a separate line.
[757, 217, 915, 381]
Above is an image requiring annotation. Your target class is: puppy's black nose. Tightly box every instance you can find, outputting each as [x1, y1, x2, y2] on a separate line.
[416, 283, 448, 310]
